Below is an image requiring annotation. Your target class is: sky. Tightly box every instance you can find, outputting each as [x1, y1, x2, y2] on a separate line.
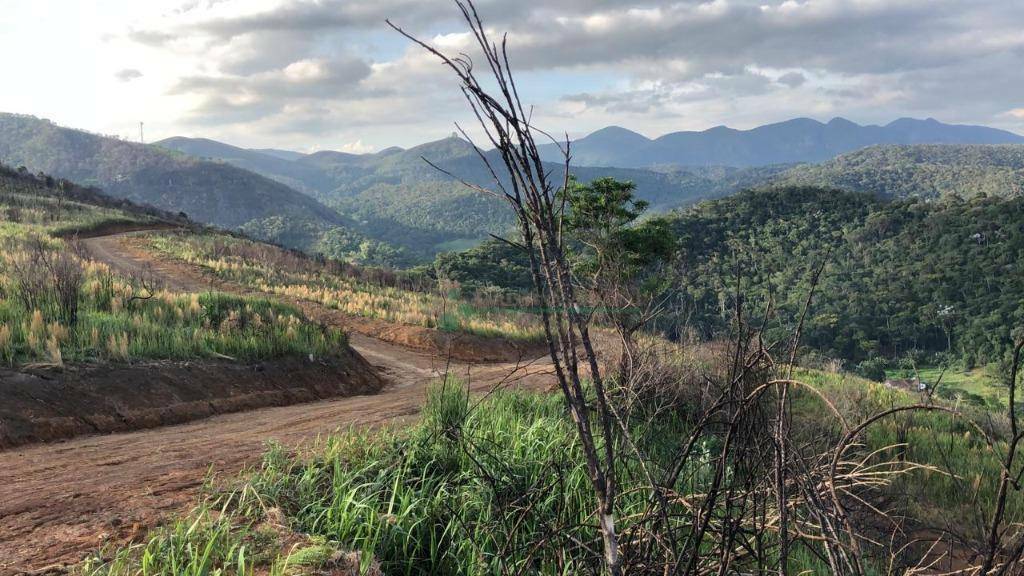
[1, 0, 1023, 153]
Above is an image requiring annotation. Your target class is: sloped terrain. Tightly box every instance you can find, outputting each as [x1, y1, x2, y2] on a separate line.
[774, 143, 1024, 199]
[0, 228, 556, 573]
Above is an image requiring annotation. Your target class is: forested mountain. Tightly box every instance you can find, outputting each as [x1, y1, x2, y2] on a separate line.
[251, 148, 305, 161]
[436, 186, 1024, 368]
[774, 144, 1024, 199]
[155, 137, 332, 195]
[667, 187, 1024, 367]
[160, 134, 780, 255]
[0, 113, 403, 265]
[539, 117, 1024, 168]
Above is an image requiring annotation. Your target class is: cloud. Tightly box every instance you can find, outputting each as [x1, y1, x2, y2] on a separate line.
[334, 139, 376, 153]
[114, 0, 1024, 147]
[777, 72, 806, 89]
[1007, 108, 1024, 120]
[114, 68, 143, 82]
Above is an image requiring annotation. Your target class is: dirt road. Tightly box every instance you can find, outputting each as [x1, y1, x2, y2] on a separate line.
[0, 232, 555, 574]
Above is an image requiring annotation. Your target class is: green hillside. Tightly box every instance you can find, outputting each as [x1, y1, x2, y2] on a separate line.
[672, 187, 1024, 367]
[161, 134, 782, 256]
[436, 185, 1024, 369]
[0, 164, 343, 366]
[0, 113, 405, 265]
[775, 144, 1024, 199]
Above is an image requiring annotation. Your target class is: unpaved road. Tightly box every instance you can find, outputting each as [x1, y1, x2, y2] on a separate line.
[0, 232, 555, 574]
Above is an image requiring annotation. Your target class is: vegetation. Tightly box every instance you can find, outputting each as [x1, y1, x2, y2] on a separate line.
[159, 134, 779, 260]
[0, 113, 406, 265]
[0, 162, 184, 235]
[145, 232, 543, 341]
[0, 170, 345, 366]
[81, 360, 1024, 575]
[776, 144, 1024, 200]
[665, 186, 1024, 368]
[439, 184, 1024, 370]
[431, 238, 533, 292]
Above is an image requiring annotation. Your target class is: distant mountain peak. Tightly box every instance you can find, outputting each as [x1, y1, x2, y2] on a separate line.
[587, 125, 649, 139]
[827, 117, 857, 127]
[538, 116, 1024, 168]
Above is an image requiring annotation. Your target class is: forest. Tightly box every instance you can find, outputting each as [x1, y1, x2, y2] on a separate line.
[435, 185, 1024, 373]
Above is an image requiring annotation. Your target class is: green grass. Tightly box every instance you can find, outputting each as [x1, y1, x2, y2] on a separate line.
[885, 364, 1006, 407]
[0, 191, 153, 235]
[795, 369, 1023, 542]
[0, 196, 345, 366]
[85, 382, 687, 575]
[84, 368, 1023, 575]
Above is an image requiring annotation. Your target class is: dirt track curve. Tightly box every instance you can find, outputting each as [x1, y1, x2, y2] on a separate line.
[0, 232, 555, 575]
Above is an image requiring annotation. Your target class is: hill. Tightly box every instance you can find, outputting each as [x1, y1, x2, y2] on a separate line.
[250, 148, 305, 161]
[774, 144, 1024, 199]
[160, 134, 780, 256]
[0, 161, 188, 235]
[154, 136, 332, 195]
[0, 113, 407, 265]
[539, 117, 1024, 168]
[435, 185, 1024, 369]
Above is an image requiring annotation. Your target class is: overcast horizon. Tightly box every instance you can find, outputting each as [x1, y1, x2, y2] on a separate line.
[2, 0, 1023, 153]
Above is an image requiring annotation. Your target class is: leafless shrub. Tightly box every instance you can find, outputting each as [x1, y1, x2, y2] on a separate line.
[7, 235, 84, 325]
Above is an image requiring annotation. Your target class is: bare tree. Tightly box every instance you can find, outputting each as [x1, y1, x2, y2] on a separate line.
[979, 337, 1024, 574]
[388, 4, 626, 572]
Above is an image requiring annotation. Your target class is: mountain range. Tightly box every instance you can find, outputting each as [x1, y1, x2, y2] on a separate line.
[0, 113, 344, 232]
[3, 111, 1023, 266]
[155, 134, 756, 255]
[538, 117, 1024, 168]
[0, 113, 410, 265]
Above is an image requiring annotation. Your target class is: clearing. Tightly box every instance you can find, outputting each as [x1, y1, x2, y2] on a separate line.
[0, 230, 556, 574]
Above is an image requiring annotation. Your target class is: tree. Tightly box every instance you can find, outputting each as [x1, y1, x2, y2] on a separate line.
[561, 176, 676, 379]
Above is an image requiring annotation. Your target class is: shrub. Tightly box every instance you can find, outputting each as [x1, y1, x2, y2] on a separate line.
[855, 357, 889, 382]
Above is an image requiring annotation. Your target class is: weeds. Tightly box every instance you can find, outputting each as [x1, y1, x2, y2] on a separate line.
[0, 229, 345, 366]
[146, 233, 544, 342]
[83, 365, 1024, 575]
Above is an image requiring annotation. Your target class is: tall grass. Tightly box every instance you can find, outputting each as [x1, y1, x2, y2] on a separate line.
[0, 233, 345, 365]
[0, 190, 152, 235]
[793, 369, 1024, 544]
[77, 357, 1024, 575]
[146, 233, 544, 342]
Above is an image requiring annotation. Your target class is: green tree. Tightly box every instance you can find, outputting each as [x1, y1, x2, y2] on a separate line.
[562, 177, 677, 379]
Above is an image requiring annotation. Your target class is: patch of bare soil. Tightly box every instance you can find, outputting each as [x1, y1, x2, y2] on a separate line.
[0, 349, 382, 450]
[0, 351, 554, 574]
[0, 230, 559, 574]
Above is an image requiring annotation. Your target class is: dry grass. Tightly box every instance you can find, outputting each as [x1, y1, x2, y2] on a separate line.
[147, 232, 544, 341]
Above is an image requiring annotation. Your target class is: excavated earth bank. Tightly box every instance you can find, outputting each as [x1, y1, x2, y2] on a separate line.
[0, 348, 382, 449]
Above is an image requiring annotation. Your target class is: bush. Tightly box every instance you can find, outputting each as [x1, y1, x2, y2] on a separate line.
[855, 357, 889, 382]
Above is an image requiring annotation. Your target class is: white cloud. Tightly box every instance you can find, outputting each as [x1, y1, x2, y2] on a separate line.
[334, 139, 376, 154]
[1, 0, 1022, 150]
